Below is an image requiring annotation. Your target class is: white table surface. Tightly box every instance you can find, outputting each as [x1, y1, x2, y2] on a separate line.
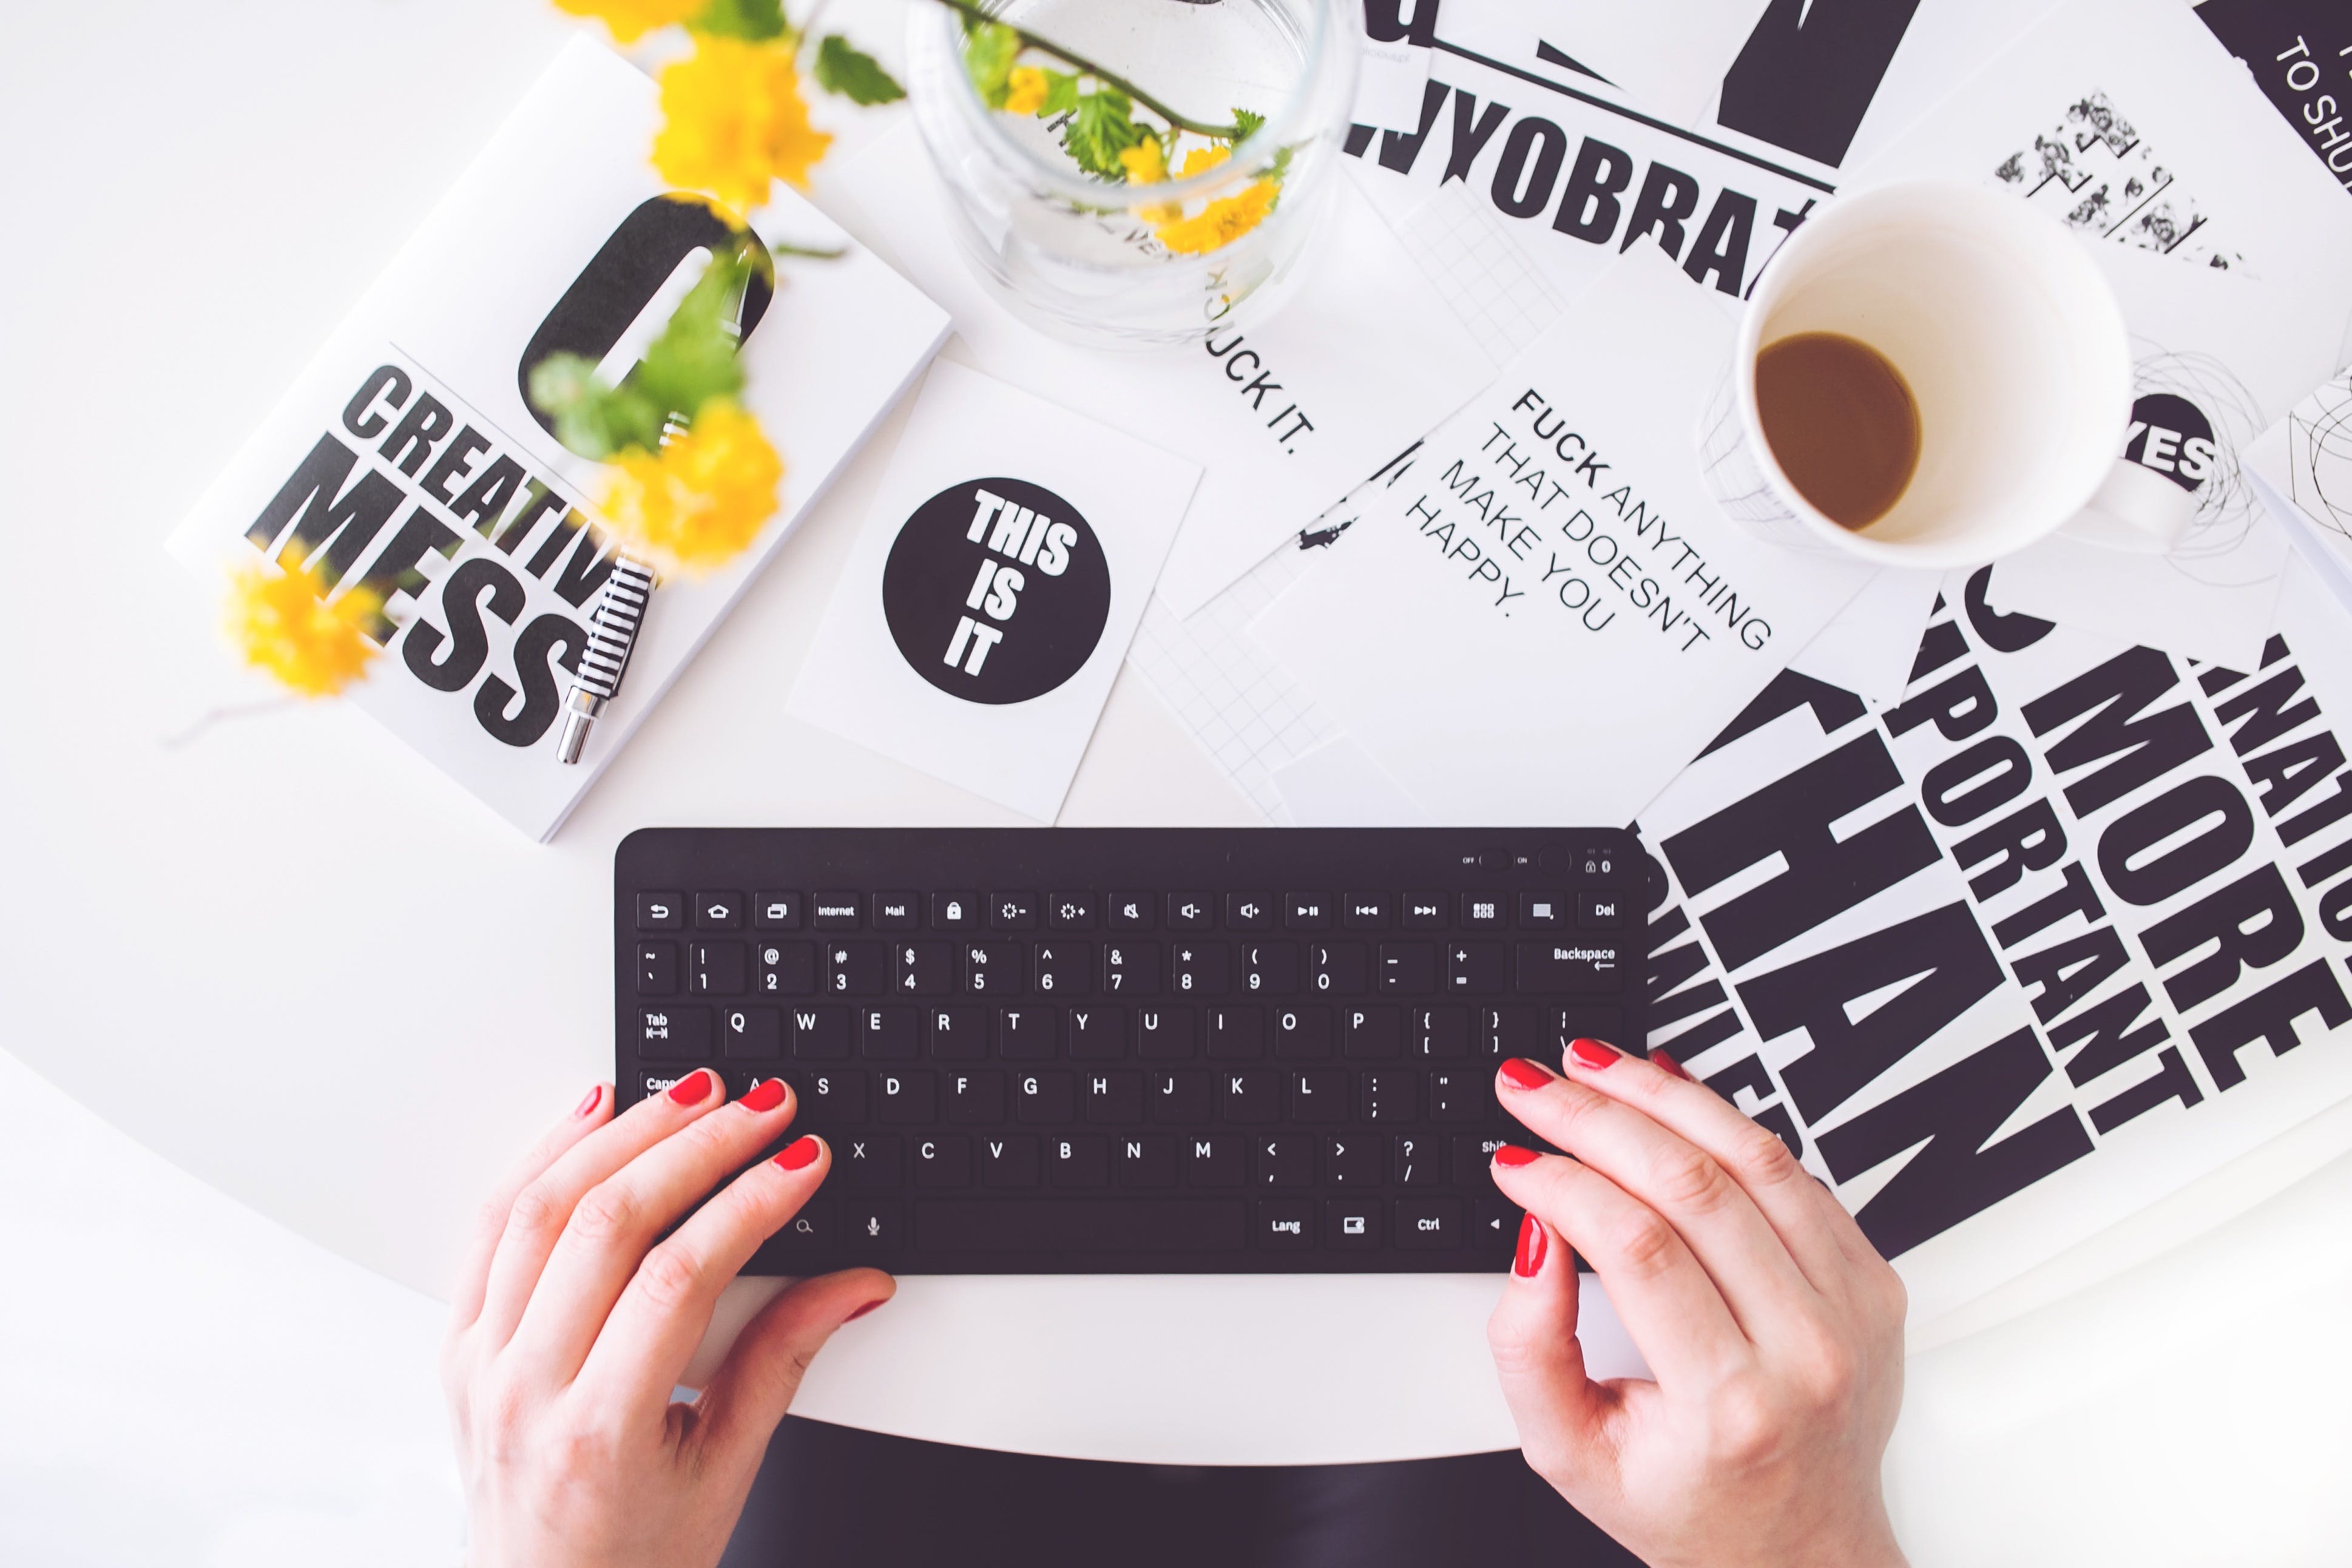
[6, 0, 2351, 1493]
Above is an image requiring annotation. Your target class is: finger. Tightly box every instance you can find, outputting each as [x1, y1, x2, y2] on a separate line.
[1498, 1055, 1817, 1337]
[576, 1131, 838, 1416]
[508, 1075, 803, 1384]
[692, 1266, 893, 1478]
[1487, 1211, 1623, 1499]
[474, 1068, 737, 1352]
[449, 1082, 612, 1331]
[1490, 1146, 1749, 1393]
[1566, 1039, 1882, 1294]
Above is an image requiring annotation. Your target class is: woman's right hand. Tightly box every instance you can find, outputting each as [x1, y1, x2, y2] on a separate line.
[1485, 1041, 1910, 1568]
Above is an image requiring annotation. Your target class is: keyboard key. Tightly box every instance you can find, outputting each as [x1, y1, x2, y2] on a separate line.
[639, 1006, 711, 1061]
[1220, 1070, 1280, 1124]
[1483, 1005, 1546, 1056]
[1083, 1070, 1143, 1123]
[1047, 892, 1098, 930]
[1402, 892, 1447, 929]
[753, 891, 803, 930]
[1392, 1133, 1441, 1186]
[1325, 1134, 1382, 1187]
[1427, 1069, 1484, 1122]
[945, 1069, 1005, 1123]
[1034, 941, 1092, 996]
[1516, 939, 1626, 993]
[1242, 941, 1299, 995]
[637, 892, 685, 931]
[1272, 1007, 1331, 1059]
[843, 1198, 901, 1249]
[1519, 891, 1566, 928]
[1342, 893, 1391, 929]
[1049, 1135, 1109, 1188]
[963, 941, 1023, 995]
[1101, 941, 1160, 995]
[1285, 893, 1333, 930]
[1459, 894, 1505, 929]
[1308, 941, 1367, 995]
[1359, 1070, 1417, 1123]
[990, 891, 1039, 931]
[1107, 893, 1155, 930]
[756, 941, 816, 997]
[1186, 1134, 1245, 1186]
[637, 941, 680, 996]
[1395, 1197, 1464, 1249]
[914, 1135, 971, 1187]
[1226, 893, 1274, 930]
[1257, 1198, 1314, 1247]
[1473, 1198, 1522, 1249]
[771, 1200, 834, 1251]
[1151, 1071, 1212, 1124]
[1579, 891, 1625, 928]
[877, 1070, 935, 1122]
[825, 941, 885, 996]
[872, 893, 918, 930]
[1289, 1070, 1348, 1123]
[1067, 1006, 1124, 1059]
[998, 1006, 1056, 1059]
[1342, 1006, 1402, 1058]
[691, 942, 747, 996]
[794, 1067, 865, 1122]
[696, 893, 744, 930]
[932, 892, 979, 930]
[1136, 1006, 1195, 1059]
[1378, 942, 1436, 995]
[1412, 1006, 1472, 1058]
[1454, 1134, 1515, 1195]
[1206, 1006, 1264, 1060]
[789, 1004, 851, 1059]
[914, 1198, 1246, 1252]
[978, 1133, 1040, 1186]
[720, 1005, 783, 1059]
[841, 1133, 901, 1188]
[1447, 942, 1506, 994]
[1115, 1134, 1178, 1188]
[1016, 1070, 1075, 1123]
[930, 1004, 986, 1059]
[895, 941, 952, 996]
[859, 1006, 919, 1060]
[1171, 941, 1231, 996]
[1326, 1198, 1382, 1249]
[1166, 894, 1214, 931]
[811, 893, 860, 930]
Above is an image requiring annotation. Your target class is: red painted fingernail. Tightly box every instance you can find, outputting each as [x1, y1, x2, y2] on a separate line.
[1499, 1057, 1556, 1091]
[1514, 1213, 1547, 1277]
[775, 1135, 822, 1171]
[740, 1077, 788, 1113]
[1568, 1038, 1620, 1071]
[573, 1084, 604, 1118]
[1493, 1143, 1541, 1168]
[1651, 1049, 1693, 1082]
[667, 1070, 714, 1106]
[846, 1297, 888, 1322]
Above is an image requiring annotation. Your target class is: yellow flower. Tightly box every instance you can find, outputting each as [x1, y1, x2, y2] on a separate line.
[1118, 136, 1168, 185]
[1154, 155, 1279, 256]
[598, 400, 784, 576]
[1175, 146, 1232, 179]
[653, 36, 833, 215]
[223, 556, 380, 698]
[1003, 66, 1050, 117]
[552, 0, 701, 44]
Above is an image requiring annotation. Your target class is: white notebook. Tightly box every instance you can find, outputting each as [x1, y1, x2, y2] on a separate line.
[168, 37, 948, 839]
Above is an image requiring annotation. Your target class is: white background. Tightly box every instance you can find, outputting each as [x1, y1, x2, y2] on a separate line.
[4, 0, 2352, 1561]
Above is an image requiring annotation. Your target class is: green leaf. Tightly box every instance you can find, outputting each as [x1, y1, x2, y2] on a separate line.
[814, 34, 905, 104]
[1230, 107, 1265, 144]
[630, 248, 751, 424]
[690, 0, 787, 42]
[962, 21, 1020, 108]
[528, 355, 666, 461]
[1039, 68, 1082, 118]
[1062, 88, 1149, 180]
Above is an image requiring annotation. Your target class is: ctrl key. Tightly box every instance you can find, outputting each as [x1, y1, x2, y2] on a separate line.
[1255, 1199, 1314, 1250]
[1394, 1197, 1464, 1250]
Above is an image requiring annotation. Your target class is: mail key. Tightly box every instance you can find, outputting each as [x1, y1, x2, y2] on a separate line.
[1516, 940, 1623, 992]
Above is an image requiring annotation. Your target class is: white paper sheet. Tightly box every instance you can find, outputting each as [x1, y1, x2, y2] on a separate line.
[2251, 369, 2352, 597]
[787, 360, 1200, 822]
[1475, 0, 1775, 127]
[1251, 246, 1874, 826]
[837, 126, 1496, 620]
[1268, 734, 1434, 826]
[1787, 566, 1944, 708]
[1354, 38, 1434, 133]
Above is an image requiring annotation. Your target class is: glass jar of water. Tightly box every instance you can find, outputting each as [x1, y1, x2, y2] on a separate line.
[905, 0, 1359, 349]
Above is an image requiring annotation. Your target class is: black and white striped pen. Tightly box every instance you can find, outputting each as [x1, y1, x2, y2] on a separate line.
[555, 550, 654, 764]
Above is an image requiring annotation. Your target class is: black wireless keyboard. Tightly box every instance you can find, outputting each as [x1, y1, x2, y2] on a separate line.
[615, 828, 1644, 1274]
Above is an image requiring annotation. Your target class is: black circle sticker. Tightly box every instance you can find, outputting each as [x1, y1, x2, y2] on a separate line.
[882, 477, 1111, 705]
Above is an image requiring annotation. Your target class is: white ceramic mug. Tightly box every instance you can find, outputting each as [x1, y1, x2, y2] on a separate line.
[1697, 179, 2155, 570]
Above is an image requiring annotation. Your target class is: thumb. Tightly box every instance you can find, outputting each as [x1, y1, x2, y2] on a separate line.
[695, 1267, 894, 1467]
[1487, 1214, 1617, 1499]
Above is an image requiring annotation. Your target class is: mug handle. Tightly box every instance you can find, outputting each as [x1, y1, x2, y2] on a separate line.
[2061, 458, 2198, 555]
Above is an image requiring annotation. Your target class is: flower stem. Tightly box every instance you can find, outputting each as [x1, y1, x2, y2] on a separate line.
[925, 0, 1246, 140]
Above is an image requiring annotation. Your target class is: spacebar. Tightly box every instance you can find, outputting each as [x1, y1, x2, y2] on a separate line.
[916, 1199, 1247, 1252]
